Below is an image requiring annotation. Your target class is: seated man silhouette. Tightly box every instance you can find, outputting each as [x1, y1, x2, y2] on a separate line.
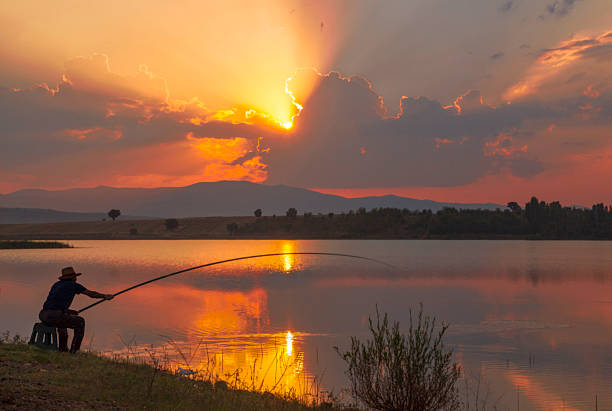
[39, 267, 113, 353]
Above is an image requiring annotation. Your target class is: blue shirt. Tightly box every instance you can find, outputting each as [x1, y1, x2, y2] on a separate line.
[42, 280, 86, 311]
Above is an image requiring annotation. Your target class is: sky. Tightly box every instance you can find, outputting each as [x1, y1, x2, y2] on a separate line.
[1, 0, 612, 205]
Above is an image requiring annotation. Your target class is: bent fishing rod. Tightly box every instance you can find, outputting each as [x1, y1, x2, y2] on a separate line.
[78, 252, 393, 313]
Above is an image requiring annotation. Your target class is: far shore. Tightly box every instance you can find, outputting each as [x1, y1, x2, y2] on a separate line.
[0, 240, 72, 249]
[0, 215, 588, 241]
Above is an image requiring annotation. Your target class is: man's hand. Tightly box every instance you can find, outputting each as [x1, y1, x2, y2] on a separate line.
[104, 294, 114, 300]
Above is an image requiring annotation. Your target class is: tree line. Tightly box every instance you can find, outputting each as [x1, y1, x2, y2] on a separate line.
[228, 197, 612, 239]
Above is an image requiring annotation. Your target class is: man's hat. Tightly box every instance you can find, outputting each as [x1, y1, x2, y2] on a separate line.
[58, 266, 81, 280]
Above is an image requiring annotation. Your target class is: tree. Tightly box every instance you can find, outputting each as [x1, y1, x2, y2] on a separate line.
[525, 196, 540, 232]
[286, 208, 298, 218]
[507, 201, 521, 213]
[165, 218, 179, 231]
[254, 208, 262, 218]
[335, 305, 460, 411]
[108, 209, 121, 221]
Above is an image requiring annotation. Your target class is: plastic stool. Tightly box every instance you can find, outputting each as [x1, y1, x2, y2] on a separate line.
[28, 322, 58, 350]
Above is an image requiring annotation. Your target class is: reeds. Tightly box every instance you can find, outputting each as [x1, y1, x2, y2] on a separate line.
[106, 333, 334, 407]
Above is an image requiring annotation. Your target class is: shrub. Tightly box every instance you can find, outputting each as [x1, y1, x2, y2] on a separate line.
[129, 227, 138, 235]
[335, 305, 460, 411]
[165, 218, 179, 231]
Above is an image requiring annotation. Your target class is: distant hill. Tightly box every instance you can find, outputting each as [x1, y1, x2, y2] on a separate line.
[0, 207, 151, 224]
[0, 181, 503, 218]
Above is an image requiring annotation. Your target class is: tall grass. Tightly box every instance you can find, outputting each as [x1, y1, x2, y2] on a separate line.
[105, 333, 337, 407]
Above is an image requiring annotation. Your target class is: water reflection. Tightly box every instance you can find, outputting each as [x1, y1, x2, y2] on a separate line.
[286, 331, 294, 356]
[2, 240, 612, 409]
[281, 242, 296, 273]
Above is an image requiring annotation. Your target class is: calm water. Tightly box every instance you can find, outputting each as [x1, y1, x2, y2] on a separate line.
[1, 240, 611, 409]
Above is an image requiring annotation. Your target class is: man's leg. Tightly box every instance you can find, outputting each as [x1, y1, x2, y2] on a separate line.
[66, 315, 85, 354]
[57, 328, 69, 352]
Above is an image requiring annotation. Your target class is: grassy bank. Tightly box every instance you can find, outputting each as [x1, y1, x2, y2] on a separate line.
[0, 343, 336, 410]
[0, 240, 72, 249]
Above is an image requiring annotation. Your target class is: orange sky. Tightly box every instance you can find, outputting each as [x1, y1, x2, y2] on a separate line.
[1, 1, 612, 205]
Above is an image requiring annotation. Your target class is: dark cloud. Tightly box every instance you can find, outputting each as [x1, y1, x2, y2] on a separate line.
[0, 55, 272, 188]
[2, 58, 611, 191]
[499, 0, 518, 12]
[577, 44, 612, 61]
[259, 70, 558, 188]
[546, 0, 580, 17]
[490, 52, 505, 60]
[519, 44, 531, 49]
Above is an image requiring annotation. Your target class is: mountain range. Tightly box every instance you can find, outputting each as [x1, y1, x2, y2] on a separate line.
[0, 181, 503, 222]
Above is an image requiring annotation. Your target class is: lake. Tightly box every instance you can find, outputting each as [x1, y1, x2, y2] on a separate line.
[1, 240, 611, 410]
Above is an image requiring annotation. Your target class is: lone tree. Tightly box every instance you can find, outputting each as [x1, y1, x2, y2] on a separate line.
[165, 218, 179, 231]
[286, 207, 298, 218]
[254, 208, 262, 218]
[335, 305, 460, 411]
[108, 209, 121, 221]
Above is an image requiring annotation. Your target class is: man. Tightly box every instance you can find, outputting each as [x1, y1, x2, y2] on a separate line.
[39, 266, 113, 353]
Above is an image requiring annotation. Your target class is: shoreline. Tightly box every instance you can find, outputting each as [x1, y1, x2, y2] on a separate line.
[0, 342, 336, 410]
[1, 215, 610, 241]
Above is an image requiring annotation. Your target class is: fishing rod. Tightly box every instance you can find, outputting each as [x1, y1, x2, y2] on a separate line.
[78, 252, 393, 313]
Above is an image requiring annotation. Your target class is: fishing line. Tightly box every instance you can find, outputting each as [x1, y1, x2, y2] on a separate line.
[77, 252, 394, 313]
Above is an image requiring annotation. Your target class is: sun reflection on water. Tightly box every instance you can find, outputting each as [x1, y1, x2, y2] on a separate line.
[281, 241, 296, 273]
[286, 331, 293, 356]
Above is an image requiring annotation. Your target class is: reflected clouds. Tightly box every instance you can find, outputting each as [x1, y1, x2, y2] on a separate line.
[2, 239, 612, 409]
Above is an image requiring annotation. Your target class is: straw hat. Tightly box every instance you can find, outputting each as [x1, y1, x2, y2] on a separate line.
[58, 266, 82, 280]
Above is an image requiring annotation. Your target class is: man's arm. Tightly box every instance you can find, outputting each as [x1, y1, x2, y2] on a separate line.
[83, 289, 114, 300]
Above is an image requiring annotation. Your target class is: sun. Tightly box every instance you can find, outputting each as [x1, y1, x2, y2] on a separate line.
[281, 121, 293, 129]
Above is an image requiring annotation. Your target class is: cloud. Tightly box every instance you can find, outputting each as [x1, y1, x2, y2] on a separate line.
[490, 52, 505, 60]
[545, 0, 580, 17]
[2, 45, 612, 194]
[258, 70, 554, 188]
[504, 30, 612, 100]
[499, 0, 518, 12]
[0, 54, 273, 191]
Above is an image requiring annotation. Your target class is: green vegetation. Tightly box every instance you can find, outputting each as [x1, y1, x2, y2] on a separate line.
[0, 341, 336, 410]
[0, 240, 72, 249]
[335, 306, 460, 410]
